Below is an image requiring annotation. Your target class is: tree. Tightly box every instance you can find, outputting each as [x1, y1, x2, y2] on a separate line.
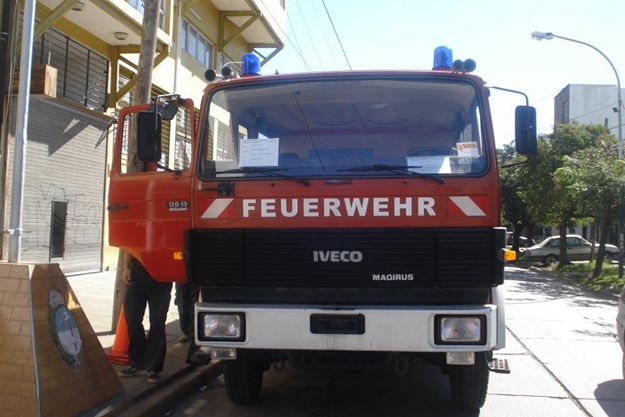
[499, 144, 535, 253]
[555, 133, 625, 277]
[112, 0, 162, 330]
[522, 124, 603, 268]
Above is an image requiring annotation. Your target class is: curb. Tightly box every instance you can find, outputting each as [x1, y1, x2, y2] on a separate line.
[115, 361, 224, 417]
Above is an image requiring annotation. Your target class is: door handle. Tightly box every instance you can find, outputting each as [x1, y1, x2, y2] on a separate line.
[107, 203, 129, 212]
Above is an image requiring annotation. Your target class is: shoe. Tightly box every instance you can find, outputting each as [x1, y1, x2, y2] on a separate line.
[147, 371, 160, 383]
[119, 366, 143, 378]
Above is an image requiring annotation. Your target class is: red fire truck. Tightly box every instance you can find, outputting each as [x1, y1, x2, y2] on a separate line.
[109, 48, 536, 410]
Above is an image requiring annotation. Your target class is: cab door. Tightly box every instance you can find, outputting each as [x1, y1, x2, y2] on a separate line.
[108, 100, 195, 282]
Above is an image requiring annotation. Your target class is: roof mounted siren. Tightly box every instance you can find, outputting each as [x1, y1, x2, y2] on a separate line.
[204, 53, 261, 82]
[241, 53, 261, 76]
[433, 46, 453, 70]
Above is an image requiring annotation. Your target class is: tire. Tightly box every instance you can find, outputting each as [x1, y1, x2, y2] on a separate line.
[605, 253, 615, 264]
[543, 255, 558, 267]
[448, 352, 489, 410]
[223, 351, 265, 405]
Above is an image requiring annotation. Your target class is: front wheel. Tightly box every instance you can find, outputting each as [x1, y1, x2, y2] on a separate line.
[543, 254, 558, 267]
[223, 351, 265, 405]
[605, 252, 615, 264]
[448, 352, 489, 410]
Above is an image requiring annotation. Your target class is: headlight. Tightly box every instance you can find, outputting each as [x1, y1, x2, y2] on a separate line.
[199, 312, 245, 342]
[435, 315, 486, 345]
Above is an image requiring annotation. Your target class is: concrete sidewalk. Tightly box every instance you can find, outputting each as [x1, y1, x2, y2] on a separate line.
[66, 271, 221, 417]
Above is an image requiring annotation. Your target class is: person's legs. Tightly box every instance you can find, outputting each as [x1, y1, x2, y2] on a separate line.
[123, 282, 147, 373]
[144, 283, 172, 376]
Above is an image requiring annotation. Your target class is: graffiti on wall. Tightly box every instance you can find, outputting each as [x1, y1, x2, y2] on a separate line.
[22, 184, 102, 257]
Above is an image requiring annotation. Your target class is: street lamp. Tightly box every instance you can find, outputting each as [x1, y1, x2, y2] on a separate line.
[531, 31, 622, 158]
[532, 30, 624, 277]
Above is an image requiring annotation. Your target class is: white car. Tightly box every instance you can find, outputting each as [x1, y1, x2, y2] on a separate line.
[618, 284, 625, 378]
[521, 235, 619, 266]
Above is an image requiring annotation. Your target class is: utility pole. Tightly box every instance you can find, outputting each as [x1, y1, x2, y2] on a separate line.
[9, 0, 36, 262]
[111, 0, 162, 330]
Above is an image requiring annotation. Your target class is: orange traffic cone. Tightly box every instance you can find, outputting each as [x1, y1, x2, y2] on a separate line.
[105, 305, 130, 365]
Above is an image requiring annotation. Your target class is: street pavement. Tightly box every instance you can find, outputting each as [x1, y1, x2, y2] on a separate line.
[164, 266, 625, 417]
[66, 270, 221, 417]
[503, 266, 623, 417]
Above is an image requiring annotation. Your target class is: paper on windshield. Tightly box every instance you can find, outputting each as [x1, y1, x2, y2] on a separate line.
[406, 156, 451, 174]
[456, 142, 480, 157]
[239, 138, 280, 167]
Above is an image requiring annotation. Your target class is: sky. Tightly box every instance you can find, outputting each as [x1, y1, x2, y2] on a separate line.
[259, 0, 625, 149]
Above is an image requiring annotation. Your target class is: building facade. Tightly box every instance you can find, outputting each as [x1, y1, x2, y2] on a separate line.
[1, 0, 286, 274]
[554, 84, 624, 136]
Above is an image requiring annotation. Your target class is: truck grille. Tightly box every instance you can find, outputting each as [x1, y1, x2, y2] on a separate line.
[186, 228, 505, 292]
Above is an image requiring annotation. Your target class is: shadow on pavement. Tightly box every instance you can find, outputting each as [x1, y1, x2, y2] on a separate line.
[504, 267, 618, 308]
[595, 379, 625, 417]
[186, 362, 482, 417]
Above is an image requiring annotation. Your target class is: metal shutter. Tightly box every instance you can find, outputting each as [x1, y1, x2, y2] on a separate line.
[8, 97, 110, 274]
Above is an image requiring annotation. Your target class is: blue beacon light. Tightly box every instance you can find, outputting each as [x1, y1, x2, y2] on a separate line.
[433, 46, 452, 70]
[241, 53, 261, 76]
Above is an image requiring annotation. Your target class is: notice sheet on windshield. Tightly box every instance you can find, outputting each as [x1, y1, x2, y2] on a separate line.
[239, 138, 280, 167]
[406, 156, 451, 174]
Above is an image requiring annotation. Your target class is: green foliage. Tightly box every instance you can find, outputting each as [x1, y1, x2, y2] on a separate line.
[555, 134, 625, 217]
[523, 124, 606, 227]
[554, 131, 625, 275]
[500, 123, 623, 268]
[558, 262, 623, 292]
[499, 143, 533, 250]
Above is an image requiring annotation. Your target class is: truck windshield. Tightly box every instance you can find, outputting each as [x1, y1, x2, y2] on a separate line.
[199, 78, 488, 180]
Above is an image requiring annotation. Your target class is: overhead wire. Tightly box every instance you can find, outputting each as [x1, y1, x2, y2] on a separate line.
[295, 1, 323, 70]
[286, 11, 304, 60]
[256, 0, 312, 71]
[309, 0, 339, 69]
[321, 0, 352, 70]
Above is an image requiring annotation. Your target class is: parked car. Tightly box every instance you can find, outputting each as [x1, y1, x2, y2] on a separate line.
[618, 284, 625, 378]
[520, 235, 619, 266]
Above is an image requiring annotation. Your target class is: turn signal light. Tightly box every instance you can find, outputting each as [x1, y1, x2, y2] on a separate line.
[173, 251, 184, 261]
[503, 249, 517, 262]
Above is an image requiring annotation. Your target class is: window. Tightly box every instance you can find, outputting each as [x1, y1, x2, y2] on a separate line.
[567, 237, 581, 247]
[201, 79, 489, 180]
[188, 26, 197, 57]
[174, 107, 195, 170]
[50, 201, 67, 259]
[23, 15, 109, 110]
[126, 0, 166, 30]
[180, 18, 213, 68]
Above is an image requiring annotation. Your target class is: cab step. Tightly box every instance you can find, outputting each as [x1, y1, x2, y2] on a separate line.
[488, 358, 510, 373]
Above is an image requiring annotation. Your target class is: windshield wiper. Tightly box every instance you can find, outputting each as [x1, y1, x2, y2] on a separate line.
[215, 167, 310, 186]
[337, 164, 445, 183]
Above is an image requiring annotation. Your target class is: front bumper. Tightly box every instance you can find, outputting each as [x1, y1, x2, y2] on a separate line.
[194, 303, 499, 352]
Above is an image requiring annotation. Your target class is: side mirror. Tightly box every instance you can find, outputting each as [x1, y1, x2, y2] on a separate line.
[515, 106, 537, 155]
[137, 111, 162, 162]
